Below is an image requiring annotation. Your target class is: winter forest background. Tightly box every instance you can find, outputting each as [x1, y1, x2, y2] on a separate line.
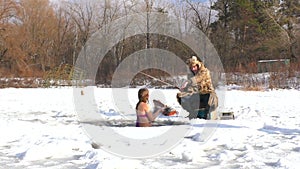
[0, 0, 299, 89]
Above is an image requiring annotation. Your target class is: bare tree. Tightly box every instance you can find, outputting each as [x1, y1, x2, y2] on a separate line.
[0, 0, 16, 25]
[51, 4, 73, 65]
[64, 1, 94, 46]
[0, 0, 17, 72]
[18, 0, 58, 72]
[0, 0, 59, 76]
[184, 0, 214, 36]
[62, 0, 96, 69]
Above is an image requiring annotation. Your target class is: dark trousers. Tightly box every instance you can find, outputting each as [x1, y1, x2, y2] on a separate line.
[177, 93, 210, 119]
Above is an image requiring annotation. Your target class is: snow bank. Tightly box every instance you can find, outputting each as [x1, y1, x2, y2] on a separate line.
[0, 87, 299, 168]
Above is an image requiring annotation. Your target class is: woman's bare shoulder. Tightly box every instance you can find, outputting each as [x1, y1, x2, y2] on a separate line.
[139, 102, 150, 110]
[137, 101, 146, 105]
[137, 102, 148, 109]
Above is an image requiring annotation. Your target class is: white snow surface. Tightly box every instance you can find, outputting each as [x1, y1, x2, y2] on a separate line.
[0, 87, 300, 169]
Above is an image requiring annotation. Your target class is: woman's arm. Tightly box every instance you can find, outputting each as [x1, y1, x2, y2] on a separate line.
[144, 103, 163, 121]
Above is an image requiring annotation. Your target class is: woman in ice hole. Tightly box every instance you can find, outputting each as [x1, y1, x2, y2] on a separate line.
[135, 88, 164, 127]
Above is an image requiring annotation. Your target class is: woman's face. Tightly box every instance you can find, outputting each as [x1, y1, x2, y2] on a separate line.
[140, 90, 149, 102]
[143, 91, 149, 99]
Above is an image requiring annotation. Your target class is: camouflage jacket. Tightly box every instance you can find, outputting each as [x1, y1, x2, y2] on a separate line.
[187, 63, 214, 95]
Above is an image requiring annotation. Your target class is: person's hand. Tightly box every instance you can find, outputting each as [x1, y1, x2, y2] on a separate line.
[180, 81, 189, 91]
[160, 107, 165, 112]
[159, 105, 167, 113]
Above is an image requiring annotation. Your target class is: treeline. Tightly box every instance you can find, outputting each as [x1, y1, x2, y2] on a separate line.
[210, 0, 300, 72]
[0, 0, 299, 84]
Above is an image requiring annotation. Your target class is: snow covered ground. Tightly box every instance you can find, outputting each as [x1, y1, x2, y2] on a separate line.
[0, 87, 300, 169]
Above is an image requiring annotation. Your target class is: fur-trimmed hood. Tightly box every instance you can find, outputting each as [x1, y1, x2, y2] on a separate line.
[187, 56, 204, 70]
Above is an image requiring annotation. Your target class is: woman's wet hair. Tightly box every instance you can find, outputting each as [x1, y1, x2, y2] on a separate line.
[136, 88, 149, 110]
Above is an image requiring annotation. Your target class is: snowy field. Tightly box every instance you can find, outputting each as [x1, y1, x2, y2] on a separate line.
[0, 87, 300, 169]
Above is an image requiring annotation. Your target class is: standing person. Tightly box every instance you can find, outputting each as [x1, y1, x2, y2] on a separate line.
[177, 56, 218, 119]
[136, 88, 164, 127]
